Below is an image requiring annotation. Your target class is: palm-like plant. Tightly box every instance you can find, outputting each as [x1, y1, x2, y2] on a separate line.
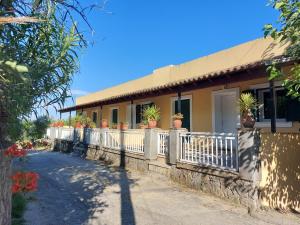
[238, 93, 258, 128]
[239, 93, 257, 115]
[142, 105, 160, 121]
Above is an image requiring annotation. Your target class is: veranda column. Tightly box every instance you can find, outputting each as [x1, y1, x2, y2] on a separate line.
[144, 128, 159, 160]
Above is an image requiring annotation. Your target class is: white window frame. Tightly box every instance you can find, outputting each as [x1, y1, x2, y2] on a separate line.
[170, 95, 193, 131]
[249, 83, 292, 128]
[110, 107, 119, 126]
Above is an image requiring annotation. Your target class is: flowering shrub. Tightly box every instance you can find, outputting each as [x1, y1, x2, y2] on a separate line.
[4, 143, 39, 194]
[19, 140, 33, 150]
[4, 144, 27, 157]
[75, 121, 83, 128]
[50, 120, 64, 127]
[11, 172, 39, 193]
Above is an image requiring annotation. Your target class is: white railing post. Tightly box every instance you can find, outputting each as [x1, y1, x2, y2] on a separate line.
[169, 128, 188, 165]
[144, 128, 159, 160]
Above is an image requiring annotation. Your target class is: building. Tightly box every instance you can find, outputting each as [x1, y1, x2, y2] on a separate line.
[59, 37, 300, 211]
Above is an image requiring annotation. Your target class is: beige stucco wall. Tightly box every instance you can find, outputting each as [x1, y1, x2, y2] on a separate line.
[260, 132, 300, 211]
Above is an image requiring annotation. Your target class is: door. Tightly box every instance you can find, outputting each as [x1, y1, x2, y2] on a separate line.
[214, 91, 238, 133]
[174, 99, 191, 131]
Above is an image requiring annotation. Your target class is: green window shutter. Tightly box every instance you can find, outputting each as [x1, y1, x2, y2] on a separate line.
[286, 97, 300, 121]
[112, 109, 118, 124]
[136, 105, 141, 124]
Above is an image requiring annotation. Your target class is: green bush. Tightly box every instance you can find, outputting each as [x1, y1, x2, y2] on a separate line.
[22, 116, 51, 140]
[12, 193, 27, 225]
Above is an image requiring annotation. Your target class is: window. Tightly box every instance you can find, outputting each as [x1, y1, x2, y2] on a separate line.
[257, 88, 288, 122]
[92, 112, 97, 124]
[111, 108, 118, 125]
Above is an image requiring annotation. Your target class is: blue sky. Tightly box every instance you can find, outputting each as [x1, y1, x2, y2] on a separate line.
[59, 0, 278, 118]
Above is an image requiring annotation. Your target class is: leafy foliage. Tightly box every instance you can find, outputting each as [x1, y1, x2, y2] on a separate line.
[142, 105, 160, 121]
[11, 193, 27, 223]
[0, 5, 82, 142]
[55, 114, 96, 128]
[22, 116, 50, 140]
[172, 113, 184, 120]
[238, 93, 258, 115]
[264, 0, 300, 99]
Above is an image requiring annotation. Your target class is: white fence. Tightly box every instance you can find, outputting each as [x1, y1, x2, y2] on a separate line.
[85, 128, 101, 146]
[60, 128, 74, 141]
[46, 127, 239, 171]
[179, 132, 238, 171]
[103, 129, 121, 149]
[103, 129, 145, 153]
[157, 131, 169, 156]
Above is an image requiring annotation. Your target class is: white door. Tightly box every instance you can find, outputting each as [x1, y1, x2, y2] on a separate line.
[213, 90, 238, 133]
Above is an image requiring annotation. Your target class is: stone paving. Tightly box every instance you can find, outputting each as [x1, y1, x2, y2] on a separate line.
[16, 151, 300, 225]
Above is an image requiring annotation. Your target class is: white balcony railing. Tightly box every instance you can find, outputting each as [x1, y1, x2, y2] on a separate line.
[157, 131, 169, 156]
[85, 128, 101, 146]
[123, 130, 145, 153]
[60, 127, 74, 141]
[179, 132, 238, 171]
[103, 129, 145, 154]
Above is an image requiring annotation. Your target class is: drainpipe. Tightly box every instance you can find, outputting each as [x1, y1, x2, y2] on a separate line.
[269, 80, 276, 133]
[131, 99, 134, 129]
[177, 91, 182, 114]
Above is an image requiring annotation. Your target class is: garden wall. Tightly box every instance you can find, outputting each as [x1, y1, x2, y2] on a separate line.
[260, 132, 300, 212]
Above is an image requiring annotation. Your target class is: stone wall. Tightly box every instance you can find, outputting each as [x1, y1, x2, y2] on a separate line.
[51, 127, 261, 211]
[86, 145, 148, 172]
[53, 139, 74, 153]
[170, 163, 257, 208]
[86, 145, 258, 209]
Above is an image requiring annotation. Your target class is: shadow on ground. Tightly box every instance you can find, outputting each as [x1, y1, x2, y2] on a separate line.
[14, 151, 137, 225]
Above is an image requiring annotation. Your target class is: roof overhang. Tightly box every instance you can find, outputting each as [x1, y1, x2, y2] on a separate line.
[59, 58, 294, 113]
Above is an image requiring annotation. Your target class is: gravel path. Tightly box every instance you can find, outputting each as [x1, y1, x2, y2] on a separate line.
[14, 151, 300, 225]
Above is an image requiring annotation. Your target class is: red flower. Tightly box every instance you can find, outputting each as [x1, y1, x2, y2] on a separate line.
[4, 144, 27, 157]
[11, 171, 39, 193]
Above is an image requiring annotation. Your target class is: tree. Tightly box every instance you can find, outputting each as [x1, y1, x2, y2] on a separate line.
[22, 116, 51, 140]
[0, 1, 102, 224]
[264, 0, 300, 99]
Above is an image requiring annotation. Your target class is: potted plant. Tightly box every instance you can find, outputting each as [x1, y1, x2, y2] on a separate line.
[138, 119, 148, 129]
[142, 105, 160, 128]
[172, 113, 184, 129]
[239, 93, 258, 128]
[111, 123, 118, 129]
[119, 122, 129, 130]
[101, 119, 108, 128]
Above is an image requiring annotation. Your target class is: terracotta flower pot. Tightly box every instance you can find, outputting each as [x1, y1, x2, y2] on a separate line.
[148, 120, 157, 128]
[120, 123, 129, 130]
[101, 119, 108, 128]
[242, 112, 255, 128]
[173, 119, 182, 129]
[138, 123, 146, 129]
